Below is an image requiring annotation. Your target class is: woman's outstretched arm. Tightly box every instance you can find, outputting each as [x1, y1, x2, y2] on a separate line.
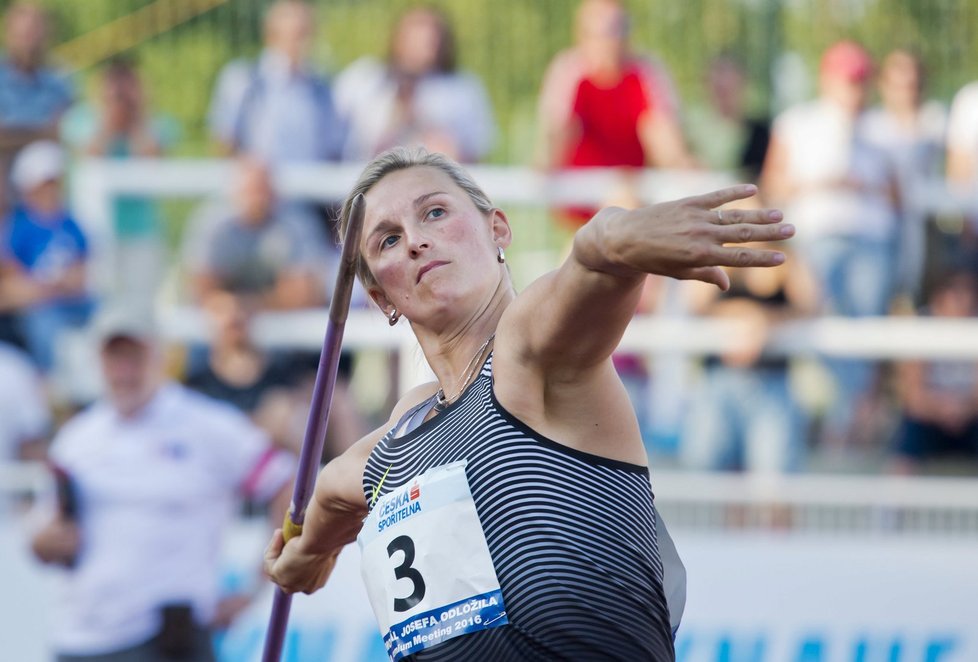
[500, 185, 793, 379]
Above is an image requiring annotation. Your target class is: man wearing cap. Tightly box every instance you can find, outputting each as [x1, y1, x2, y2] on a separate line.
[761, 41, 900, 445]
[0, 139, 92, 372]
[30, 309, 295, 661]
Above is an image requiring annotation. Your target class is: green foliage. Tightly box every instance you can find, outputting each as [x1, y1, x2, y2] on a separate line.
[3, 0, 976, 161]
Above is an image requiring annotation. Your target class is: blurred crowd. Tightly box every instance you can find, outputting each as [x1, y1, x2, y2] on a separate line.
[2, 0, 978, 477]
[1, 0, 976, 658]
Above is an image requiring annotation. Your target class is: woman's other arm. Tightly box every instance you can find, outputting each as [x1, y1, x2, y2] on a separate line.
[263, 382, 437, 595]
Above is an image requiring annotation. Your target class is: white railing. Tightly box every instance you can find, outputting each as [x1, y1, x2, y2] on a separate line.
[5, 460, 977, 535]
[71, 159, 743, 233]
[71, 157, 978, 234]
[652, 470, 978, 535]
[139, 307, 978, 401]
[161, 307, 978, 360]
[7, 461, 978, 511]
[62, 158, 978, 394]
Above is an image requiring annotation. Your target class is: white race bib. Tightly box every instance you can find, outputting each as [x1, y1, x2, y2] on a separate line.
[358, 460, 508, 661]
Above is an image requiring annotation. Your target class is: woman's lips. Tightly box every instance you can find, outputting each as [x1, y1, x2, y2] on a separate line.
[417, 261, 449, 283]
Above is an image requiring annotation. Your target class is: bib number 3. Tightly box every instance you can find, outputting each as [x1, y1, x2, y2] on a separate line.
[388, 535, 426, 611]
[358, 460, 509, 661]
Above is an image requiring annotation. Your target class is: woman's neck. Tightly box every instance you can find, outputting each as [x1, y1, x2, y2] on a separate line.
[414, 279, 515, 397]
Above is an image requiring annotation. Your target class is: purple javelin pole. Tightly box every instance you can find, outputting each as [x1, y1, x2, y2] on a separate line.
[261, 193, 366, 662]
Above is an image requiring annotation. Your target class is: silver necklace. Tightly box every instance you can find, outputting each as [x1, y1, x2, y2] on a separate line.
[434, 333, 495, 410]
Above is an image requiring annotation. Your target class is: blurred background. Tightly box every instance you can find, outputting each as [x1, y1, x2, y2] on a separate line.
[1, 0, 977, 660]
[22, 0, 978, 160]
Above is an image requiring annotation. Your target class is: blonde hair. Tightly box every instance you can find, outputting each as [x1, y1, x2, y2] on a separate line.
[338, 147, 494, 290]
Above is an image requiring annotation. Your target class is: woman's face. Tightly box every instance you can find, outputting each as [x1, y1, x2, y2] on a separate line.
[361, 166, 510, 326]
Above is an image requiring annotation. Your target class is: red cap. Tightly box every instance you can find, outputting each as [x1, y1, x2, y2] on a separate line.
[820, 41, 873, 82]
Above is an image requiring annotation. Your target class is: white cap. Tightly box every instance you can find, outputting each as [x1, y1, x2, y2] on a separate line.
[93, 306, 157, 345]
[11, 140, 65, 192]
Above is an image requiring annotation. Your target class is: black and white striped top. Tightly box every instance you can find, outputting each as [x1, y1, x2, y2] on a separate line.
[362, 354, 675, 661]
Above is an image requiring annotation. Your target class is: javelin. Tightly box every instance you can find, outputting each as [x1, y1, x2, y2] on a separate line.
[261, 193, 366, 662]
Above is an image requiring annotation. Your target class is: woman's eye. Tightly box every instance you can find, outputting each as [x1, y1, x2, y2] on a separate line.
[426, 207, 446, 220]
[381, 234, 399, 250]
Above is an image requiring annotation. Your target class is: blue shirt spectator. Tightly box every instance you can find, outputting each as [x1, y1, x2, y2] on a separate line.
[0, 4, 73, 212]
[0, 140, 92, 372]
[208, 1, 343, 165]
[0, 56, 72, 128]
[4, 203, 87, 277]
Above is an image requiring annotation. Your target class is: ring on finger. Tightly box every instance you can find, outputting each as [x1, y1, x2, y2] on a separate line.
[716, 208, 724, 223]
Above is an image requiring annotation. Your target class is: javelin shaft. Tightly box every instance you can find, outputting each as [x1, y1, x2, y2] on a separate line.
[262, 194, 366, 662]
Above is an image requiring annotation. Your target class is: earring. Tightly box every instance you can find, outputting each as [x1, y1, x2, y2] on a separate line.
[388, 309, 400, 326]
[496, 246, 506, 264]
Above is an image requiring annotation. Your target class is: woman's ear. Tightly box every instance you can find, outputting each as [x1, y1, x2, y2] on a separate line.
[489, 208, 513, 249]
[368, 286, 393, 317]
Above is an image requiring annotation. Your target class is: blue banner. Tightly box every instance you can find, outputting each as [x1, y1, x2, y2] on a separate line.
[384, 590, 508, 661]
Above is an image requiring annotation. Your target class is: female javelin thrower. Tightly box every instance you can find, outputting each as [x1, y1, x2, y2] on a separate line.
[264, 147, 793, 661]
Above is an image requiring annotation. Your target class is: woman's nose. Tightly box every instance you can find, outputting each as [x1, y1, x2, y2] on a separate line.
[407, 235, 430, 257]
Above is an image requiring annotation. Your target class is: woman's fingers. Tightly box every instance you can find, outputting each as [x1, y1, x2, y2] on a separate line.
[682, 184, 758, 210]
[709, 245, 786, 268]
[711, 207, 784, 226]
[680, 266, 730, 290]
[262, 530, 332, 595]
[263, 529, 285, 577]
[715, 222, 795, 244]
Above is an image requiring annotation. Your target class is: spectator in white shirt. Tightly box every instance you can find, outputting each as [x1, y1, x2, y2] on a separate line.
[333, 5, 495, 163]
[761, 41, 900, 447]
[30, 308, 294, 661]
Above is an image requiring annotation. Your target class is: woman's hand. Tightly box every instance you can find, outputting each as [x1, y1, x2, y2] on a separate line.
[585, 184, 794, 290]
[263, 528, 339, 595]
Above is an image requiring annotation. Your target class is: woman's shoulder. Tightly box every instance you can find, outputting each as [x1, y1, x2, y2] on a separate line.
[390, 381, 440, 423]
[335, 380, 441, 488]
